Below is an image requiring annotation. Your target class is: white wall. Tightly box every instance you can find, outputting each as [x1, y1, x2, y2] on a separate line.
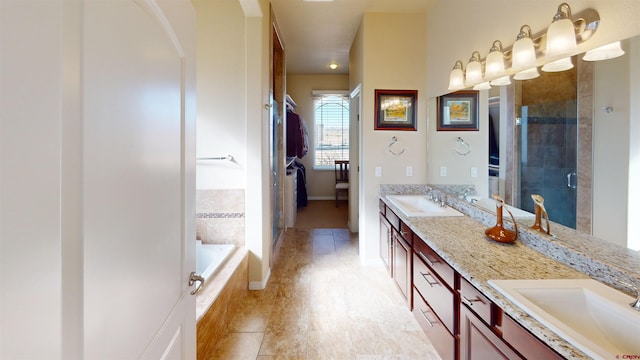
[357, 12, 428, 264]
[286, 74, 350, 199]
[629, 37, 640, 251]
[195, 0, 247, 190]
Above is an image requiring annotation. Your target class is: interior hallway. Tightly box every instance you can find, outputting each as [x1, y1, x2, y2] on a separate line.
[209, 200, 440, 359]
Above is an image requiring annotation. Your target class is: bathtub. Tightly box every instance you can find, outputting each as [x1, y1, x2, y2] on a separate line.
[196, 240, 236, 282]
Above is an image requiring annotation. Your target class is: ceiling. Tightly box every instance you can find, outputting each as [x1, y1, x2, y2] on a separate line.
[269, 0, 432, 75]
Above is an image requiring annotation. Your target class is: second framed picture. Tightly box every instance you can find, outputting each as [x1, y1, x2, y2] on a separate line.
[374, 89, 417, 131]
[437, 90, 479, 131]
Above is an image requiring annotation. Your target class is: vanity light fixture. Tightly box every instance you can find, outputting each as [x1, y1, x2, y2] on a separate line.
[448, 60, 465, 91]
[512, 25, 540, 80]
[444, 3, 610, 91]
[490, 75, 511, 86]
[473, 82, 491, 91]
[465, 51, 483, 86]
[583, 41, 625, 61]
[485, 40, 507, 79]
[542, 56, 573, 72]
[545, 3, 578, 59]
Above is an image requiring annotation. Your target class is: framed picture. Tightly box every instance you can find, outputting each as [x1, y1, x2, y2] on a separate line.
[437, 90, 479, 131]
[374, 89, 417, 131]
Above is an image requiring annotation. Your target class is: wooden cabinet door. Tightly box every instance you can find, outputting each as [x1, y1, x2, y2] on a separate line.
[379, 213, 392, 274]
[460, 306, 522, 360]
[392, 230, 411, 307]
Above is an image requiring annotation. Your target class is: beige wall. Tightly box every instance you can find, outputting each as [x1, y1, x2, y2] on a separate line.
[194, 0, 247, 190]
[592, 36, 640, 250]
[195, 0, 273, 287]
[357, 12, 429, 264]
[286, 74, 350, 199]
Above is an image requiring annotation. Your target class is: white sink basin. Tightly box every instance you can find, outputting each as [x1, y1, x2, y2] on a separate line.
[488, 279, 640, 359]
[468, 196, 535, 219]
[386, 195, 463, 217]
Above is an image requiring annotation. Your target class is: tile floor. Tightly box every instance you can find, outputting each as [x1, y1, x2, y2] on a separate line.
[208, 201, 440, 359]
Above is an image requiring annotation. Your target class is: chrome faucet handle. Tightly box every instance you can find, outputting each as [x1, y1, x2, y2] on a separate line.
[617, 279, 640, 311]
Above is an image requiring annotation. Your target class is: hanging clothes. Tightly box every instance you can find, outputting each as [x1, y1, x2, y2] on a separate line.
[286, 107, 308, 159]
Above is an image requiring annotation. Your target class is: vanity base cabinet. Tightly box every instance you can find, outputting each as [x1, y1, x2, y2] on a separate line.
[460, 305, 522, 360]
[413, 288, 456, 360]
[379, 212, 392, 275]
[392, 229, 412, 308]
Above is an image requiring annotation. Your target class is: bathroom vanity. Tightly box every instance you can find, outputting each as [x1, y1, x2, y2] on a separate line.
[379, 185, 640, 360]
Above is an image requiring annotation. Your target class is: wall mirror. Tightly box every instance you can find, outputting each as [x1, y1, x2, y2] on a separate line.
[456, 34, 638, 250]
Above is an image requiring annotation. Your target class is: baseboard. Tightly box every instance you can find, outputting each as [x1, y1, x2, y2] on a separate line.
[248, 268, 271, 290]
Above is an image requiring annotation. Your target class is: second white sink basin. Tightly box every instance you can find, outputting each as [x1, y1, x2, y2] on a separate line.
[488, 279, 640, 359]
[386, 195, 463, 217]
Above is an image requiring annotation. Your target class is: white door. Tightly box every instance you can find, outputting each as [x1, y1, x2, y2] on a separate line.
[82, 0, 196, 359]
[0, 0, 195, 357]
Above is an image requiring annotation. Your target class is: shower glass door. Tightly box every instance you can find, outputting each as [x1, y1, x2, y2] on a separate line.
[517, 72, 578, 229]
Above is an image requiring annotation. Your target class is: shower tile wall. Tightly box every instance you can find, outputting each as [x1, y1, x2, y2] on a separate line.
[521, 101, 577, 228]
[196, 189, 245, 246]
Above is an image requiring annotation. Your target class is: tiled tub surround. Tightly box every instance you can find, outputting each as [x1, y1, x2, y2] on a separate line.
[379, 184, 640, 359]
[196, 189, 245, 246]
[195, 189, 248, 359]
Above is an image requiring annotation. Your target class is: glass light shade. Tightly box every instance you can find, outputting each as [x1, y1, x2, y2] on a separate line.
[512, 37, 537, 71]
[490, 75, 511, 86]
[541, 57, 573, 72]
[514, 67, 540, 80]
[583, 41, 625, 61]
[473, 82, 491, 90]
[545, 17, 577, 59]
[465, 60, 483, 85]
[485, 50, 506, 78]
[448, 67, 465, 91]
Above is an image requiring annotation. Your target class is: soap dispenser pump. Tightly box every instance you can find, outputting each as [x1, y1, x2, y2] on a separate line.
[484, 194, 518, 244]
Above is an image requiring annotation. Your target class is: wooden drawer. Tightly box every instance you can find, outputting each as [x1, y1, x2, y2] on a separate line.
[460, 277, 492, 326]
[413, 288, 455, 360]
[385, 207, 401, 230]
[501, 313, 564, 360]
[413, 253, 455, 334]
[413, 239, 455, 289]
[399, 221, 413, 245]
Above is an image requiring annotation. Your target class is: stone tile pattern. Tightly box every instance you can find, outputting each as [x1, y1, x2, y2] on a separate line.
[196, 189, 245, 246]
[380, 184, 640, 360]
[197, 250, 248, 360]
[205, 228, 441, 359]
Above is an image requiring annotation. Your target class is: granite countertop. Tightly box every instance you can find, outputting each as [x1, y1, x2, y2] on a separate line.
[379, 184, 640, 360]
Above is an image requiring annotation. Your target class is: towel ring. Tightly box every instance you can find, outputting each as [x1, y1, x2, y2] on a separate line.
[454, 137, 471, 156]
[388, 136, 405, 156]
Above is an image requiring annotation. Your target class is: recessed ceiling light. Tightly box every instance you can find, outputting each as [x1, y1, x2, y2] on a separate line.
[329, 63, 338, 70]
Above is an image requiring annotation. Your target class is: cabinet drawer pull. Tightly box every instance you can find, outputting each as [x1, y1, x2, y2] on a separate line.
[418, 251, 440, 267]
[462, 295, 486, 307]
[420, 271, 440, 287]
[419, 308, 439, 327]
[400, 230, 411, 237]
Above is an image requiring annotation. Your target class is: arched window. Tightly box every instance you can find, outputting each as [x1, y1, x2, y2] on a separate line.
[313, 93, 349, 169]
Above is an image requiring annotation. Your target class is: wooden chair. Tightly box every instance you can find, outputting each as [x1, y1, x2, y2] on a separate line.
[334, 160, 349, 207]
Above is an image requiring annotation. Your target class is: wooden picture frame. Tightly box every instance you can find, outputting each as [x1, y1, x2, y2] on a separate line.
[374, 89, 417, 131]
[437, 90, 479, 131]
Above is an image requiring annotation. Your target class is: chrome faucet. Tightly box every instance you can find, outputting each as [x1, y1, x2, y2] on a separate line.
[618, 279, 640, 311]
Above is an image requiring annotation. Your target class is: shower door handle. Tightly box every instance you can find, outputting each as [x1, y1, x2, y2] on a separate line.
[189, 272, 205, 295]
[567, 172, 577, 189]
